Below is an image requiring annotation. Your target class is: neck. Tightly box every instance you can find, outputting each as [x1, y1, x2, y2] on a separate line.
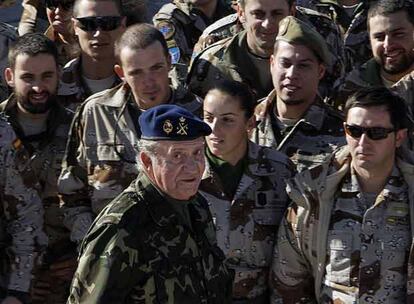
[275, 95, 314, 120]
[81, 54, 115, 79]
[246, 36, 271, 58]
[196, 0, 218, 19]
[16, 103, 49, 135]
[212, 140, 247, 166]
[352, 159, 394, 195]
[381, 63, 414, 84]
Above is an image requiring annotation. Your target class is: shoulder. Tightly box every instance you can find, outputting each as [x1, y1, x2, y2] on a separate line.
[82, 84, 127, 111]
[173, 87, 203, 113]
[250, 142, 295, 174]
[203, 13, 238, 36]
[153, 2, 190, 23]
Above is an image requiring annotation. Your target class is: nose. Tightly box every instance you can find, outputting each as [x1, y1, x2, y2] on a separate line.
[261, 16, 274, 30]
[285, 65, 297, 78]
[92, 29, 102, 37]
[358, 133, 370, 145]
[31, 80, 45, 92]
[183, 155, 199, 172]
[208, 118, 221, 135]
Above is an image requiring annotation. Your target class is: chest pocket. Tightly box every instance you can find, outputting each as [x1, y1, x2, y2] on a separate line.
[327, 231, 353, 286]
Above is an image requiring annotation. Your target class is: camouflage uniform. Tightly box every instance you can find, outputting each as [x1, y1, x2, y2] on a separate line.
[58, 83, 203, 244]
[271, 145, 414, 303]
[251, 89, 346, 172]
[393, 71, 414, 112]
[298, 0, 370, 72]
[189, 7, 346, 99]
[58, 57, 121, 112]
[199, 141, 294, 303]
[0, 96, 76, 304]
[153, 0, 233, 88]
[67, 172, 233, 303]
[0, 113, 47, 302]
[0, 23, 17, 103]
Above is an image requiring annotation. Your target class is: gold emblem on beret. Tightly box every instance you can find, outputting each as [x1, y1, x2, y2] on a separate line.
[177, 116, 188, 135]
[163, 119, 173, 135]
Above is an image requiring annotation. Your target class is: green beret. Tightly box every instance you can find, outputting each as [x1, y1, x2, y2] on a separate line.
[276, 16, 330, 65]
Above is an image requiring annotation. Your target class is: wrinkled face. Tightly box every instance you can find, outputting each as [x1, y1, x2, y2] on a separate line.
[346, 106, 406, 173]
[203, 90, 253, 162]
[142, 138, 206, 200]
[239, 0, 291, 57]
[46, 1, 74, 36]
[271, 40, 325, 106]
[5, 53, 59, 114]
[72, 0, 125, 61]
[369, 11, 414, 76]
[116, 42, 171, 109]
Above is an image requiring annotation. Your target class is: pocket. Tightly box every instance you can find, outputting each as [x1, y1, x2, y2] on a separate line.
[327, 231, 353, 285]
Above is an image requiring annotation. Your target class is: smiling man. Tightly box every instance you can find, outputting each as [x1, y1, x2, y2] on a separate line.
[58, 24, 203, 246]
[271, 87, 414, 303]
[67, 104, 233, 304]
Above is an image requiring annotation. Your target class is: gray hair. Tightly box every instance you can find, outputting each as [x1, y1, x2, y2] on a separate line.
[136, 139, 159, 171]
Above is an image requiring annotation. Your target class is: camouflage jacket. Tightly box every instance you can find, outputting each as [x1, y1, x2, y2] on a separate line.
[199, 141, 294, 302]
[0, 23, 17, 103]
[0, 113, 47, 295]
[251, 89, 346, 172]
[58, 83, 203, 244]
[394, 71, 414, 113]
[68, 172, 233, 304]
[0, 97, 76, 260]
[58, 57, 122, 112]
[193, 7, 346, 99]
[153, 0, 233, 88]
[298, 0, 370, 72]
[271, 145, 414, 303]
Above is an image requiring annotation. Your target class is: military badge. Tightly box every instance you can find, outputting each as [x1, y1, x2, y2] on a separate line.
[176, 116, 188, 135]
[163, 119, 173, 134]
[157, 21, 175, 40]
[169, 46, 181, 64]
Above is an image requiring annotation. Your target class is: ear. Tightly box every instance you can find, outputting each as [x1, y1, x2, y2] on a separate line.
[290, 3, 296, 15]
[140, 151, 153, 172]
[114, 64, 125, 81]
[318, 63, 326, 80]
[72, 17, 79, 36]
[4, 68, 15, 87]
[238, 6, 246, 23]
[395, 128, 407, 148]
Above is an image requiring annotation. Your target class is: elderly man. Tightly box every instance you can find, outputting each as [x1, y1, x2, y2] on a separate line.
[251, 16, 345, 172]
[67, 104, 233, 303]
[58, 23, 203, 245]
[271, 87, 414, 303]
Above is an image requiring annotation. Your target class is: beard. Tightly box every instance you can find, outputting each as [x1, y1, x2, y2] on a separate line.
[380, 51, 414, 75]
[15, 90, 56, 114]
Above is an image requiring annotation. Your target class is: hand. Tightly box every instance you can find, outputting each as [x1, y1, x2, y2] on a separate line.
[1, 297, 22, 304]
[31, 280, 52, 303]
[49, 257, 77, 281]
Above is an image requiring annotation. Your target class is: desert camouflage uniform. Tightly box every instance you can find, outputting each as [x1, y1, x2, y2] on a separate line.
[298, 0, 370, 72]
[189, 7, 346, 99]
[271, 145, 414, 303]
[199, 141, 294, 303]
[68, 172, 233, 303]
[0, 96, 76, 304]
[251, 89, 346, 172]
[58, 57, 121, 112]
[153, 0, 233, 88]
[0, 23, 17, 103]
[58, 83, 203, 244]
[0, 113, 47, 302]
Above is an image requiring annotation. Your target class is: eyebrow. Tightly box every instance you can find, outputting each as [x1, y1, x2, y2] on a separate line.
[204, 110, 238, 116]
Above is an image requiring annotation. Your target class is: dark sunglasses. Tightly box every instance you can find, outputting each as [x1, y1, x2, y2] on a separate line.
[75, 16, 123, 32]
[45, 0, 74, 10]
[344, 124, 395, 140]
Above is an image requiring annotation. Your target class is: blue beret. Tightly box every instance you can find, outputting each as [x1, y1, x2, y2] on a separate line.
[139, 104, 211, 141]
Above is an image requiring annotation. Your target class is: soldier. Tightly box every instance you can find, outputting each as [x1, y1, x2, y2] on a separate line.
[67, 104, 233, 303]
[251, 16, 345, 171]
[58, 24, 203, 245]
[0, 22, 17, 103]
[58, 0, 126, 111]
[271, 87, 414, 303]
[298, 0, 371, 71]
[199, 80, 294, 303]
[2, 33, 76, 304]
[0, 115, 47, 304]
[335, 0, 414, 107]
[153, 0, 233, 88]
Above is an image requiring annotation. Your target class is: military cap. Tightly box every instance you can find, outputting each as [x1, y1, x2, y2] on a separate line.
[139, 104, 211, 140]
[276, 16, 330, 65]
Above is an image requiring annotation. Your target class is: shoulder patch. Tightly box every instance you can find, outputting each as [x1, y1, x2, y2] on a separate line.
[157, 20, 176, 40]
[169, 46, 181, 64]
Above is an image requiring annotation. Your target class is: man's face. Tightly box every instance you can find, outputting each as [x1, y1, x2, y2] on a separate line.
[369, 10, 414, 76]
[116, 42, 171, 109]
[346, 106, 406, 174]
[5, 53, 59, 114]
[72, 0, 125, 61]
[142, 138, 206, 200]
[239, 0, 292, 57]
[46, 0, 74, 36]
[271, 41, 325, 106]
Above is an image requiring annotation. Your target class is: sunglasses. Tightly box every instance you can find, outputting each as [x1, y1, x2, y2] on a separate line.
[344, 124, 395, 140]
[75, 16, 123, 32]
[45, 0, 74, 10]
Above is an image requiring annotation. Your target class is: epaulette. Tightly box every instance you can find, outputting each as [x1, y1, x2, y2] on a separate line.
[203, 13, 238, 36]
[193, 36, 232, 60]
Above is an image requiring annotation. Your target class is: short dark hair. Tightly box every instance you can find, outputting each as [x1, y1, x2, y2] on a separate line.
[344, 87, 410, 130]
[273, 40, 324, 64]
[239, 0, 295, 9]
[72, 0, 123, 17]
[207, 80, 256, 119]
[368, 0, 414, 30]
[115, 23, 169, 62]
[8, 33, 58, 69]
